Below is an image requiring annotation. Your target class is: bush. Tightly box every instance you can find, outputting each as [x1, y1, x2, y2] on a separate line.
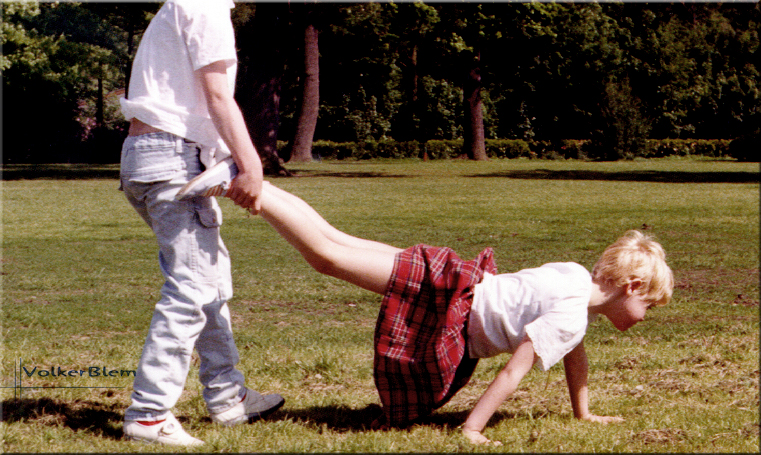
[485, 139, 532, 159]
[587, 79, 651, 161]
[559, 140, 587, 160]
[284, 138, 734, 161]
[645, 139, 733, 158]
[424, 140, 461, 159]
[728, 130, 760, 162]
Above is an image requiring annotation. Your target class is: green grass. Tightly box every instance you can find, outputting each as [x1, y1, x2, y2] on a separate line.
[2, 157, 758, 452]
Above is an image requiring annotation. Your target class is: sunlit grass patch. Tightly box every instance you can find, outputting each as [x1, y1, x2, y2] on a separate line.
[2, 157, 758, 452]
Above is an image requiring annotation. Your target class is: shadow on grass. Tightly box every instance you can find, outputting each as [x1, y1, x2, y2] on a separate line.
[1, 398, 541, 441]
[287, 169, 410, 179]
[5, 164, 759, 183]
[1, 397, 123, 439]
[279, 403, 528, 433]
[2, 164, 121, 180]
[469, 169, 760, 183]
[1, 164, 410, 180]
[277, 404, 384, 432]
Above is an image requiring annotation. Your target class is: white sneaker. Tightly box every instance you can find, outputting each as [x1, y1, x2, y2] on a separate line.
[210, 388, 285, 426]
[123, 413, 204, 447]
[176, 157, 239, 200]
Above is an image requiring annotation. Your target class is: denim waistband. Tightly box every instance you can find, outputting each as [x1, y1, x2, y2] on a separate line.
[121, 132, 202, 183]
[127, 131, 199, 145]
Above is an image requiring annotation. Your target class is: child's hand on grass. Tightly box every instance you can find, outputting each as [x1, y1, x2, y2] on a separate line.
[461, 428, 502, 446]
[581, 414, 625, 424]
[370, 417, 388, 431]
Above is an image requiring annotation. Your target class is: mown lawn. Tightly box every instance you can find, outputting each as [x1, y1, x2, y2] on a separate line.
[2, 157, 758, 452]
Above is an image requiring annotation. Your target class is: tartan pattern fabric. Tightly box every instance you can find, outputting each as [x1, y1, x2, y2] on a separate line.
[373, 244, 497, 426]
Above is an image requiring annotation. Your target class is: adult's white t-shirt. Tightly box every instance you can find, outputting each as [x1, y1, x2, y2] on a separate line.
[467, 262, 594, 371]
[120, 0, 237, 164]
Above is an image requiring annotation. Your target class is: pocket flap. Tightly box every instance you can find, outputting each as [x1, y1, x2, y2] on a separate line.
[196, 205, 222, 228]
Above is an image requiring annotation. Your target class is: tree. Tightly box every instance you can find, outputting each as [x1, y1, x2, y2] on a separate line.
[430, 4, 493, 160]
[82, 3, 157, 99]
[588, 78, 651, 160]
[684, 4, 760, 139]
[386, 2, 439, 142]
[314, 3, 399, 143]
[290, 5, 320, 163]
[462, 53, 487, 160]
[3, 2, 758, 164]
[234, 3, 291, 175]
[1, 1, 131, 163]
[427, 3, 562, 158]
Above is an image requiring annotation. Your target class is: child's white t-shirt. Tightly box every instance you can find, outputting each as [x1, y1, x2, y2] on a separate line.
[120, 0, 237, 164]
[467, 262, 593, 371]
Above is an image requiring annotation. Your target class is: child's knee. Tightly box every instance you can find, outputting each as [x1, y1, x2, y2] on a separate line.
[306, 254, 340, 277]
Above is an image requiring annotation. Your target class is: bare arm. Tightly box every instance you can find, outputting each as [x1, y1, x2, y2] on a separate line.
[564, 340, 624, 423]
[461, 336, 538, 445]
[198, 61, 263, 213]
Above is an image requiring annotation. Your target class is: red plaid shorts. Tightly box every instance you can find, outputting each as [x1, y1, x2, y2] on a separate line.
[373, 244, 497, 426]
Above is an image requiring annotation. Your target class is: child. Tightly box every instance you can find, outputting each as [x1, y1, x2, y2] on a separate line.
[119, 0, 282, 446]
[180, 165, 674, 445]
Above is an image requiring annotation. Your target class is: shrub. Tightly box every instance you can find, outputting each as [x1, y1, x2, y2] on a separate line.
[484, 139, 532, 159]
[560, 140, 587, 160]
[645, 139, 733, 158]
[425, 140, 461, 159]
[728, 130, 760, 162]
[587, 79, 652, 161]
[284, 138, 734, 161]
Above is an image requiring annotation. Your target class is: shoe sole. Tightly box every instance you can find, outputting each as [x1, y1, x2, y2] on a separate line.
[125, 434, 204, 447]
[211, 396, 286, 426]
[247, 396, 285, 423]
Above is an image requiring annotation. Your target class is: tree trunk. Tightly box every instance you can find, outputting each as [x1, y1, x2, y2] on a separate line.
[409, 44, 419, 141]
[290, 21, 320, 162]
[235, 3, 291, 176]
[463, 50, 487, 161]
[96, 75, 104, 127]
[394, 42, 419, 143]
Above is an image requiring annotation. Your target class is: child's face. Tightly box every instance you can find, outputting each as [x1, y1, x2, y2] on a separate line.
[607, 289, 650, 331]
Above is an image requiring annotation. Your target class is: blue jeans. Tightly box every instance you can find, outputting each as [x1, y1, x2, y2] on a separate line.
[120, 132, 245, 421]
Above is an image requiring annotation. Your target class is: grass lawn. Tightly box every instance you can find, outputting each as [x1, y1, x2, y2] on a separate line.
[1, 157, 758, 452]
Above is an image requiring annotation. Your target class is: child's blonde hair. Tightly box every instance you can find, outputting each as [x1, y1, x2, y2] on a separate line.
[592, 230, 674, 307]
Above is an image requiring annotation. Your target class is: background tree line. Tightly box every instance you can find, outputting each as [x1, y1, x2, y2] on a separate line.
[2, 1, 758, 168]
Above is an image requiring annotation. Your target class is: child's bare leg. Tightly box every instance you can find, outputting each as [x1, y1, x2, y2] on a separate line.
[264, 182, 401, 255]
[260, 182, 401, 295]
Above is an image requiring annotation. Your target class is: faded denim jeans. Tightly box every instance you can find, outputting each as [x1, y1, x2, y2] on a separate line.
[120, 132, 245, 421]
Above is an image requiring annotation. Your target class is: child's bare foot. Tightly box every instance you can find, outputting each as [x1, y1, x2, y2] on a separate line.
[461, 428, 502, 446]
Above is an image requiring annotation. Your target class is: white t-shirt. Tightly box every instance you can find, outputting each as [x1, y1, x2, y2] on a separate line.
[467, 262, 593, 371]
[120, 0, 237, 164]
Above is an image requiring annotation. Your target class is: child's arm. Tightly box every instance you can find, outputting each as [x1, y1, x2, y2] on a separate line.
[461, 336, 538, 445]
[563, 340, 624, 423]
[198, 61, 264, 213]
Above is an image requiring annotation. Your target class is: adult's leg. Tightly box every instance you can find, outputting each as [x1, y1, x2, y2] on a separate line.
[260, 182, 402, 295]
